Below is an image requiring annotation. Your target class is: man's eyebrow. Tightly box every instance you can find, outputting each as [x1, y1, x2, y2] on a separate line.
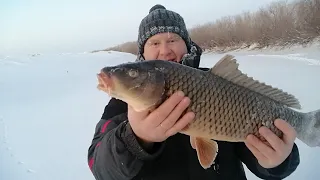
[168, 34, 181, 39]
[147, 39, 159, 43]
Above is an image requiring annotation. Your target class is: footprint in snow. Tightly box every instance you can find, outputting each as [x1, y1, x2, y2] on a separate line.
[0, 117, 37, 174]
[27, 169, 36, 173]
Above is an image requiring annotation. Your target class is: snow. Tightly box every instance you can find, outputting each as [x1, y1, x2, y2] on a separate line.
[0, 45, 320, 180]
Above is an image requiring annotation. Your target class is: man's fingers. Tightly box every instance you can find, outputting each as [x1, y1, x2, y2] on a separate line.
[259, 126, 284, 152]
[165, 112, 195, 137]
[274, 119, 297, 145]
[246, 134, 275, 159]
[150, 91, 185, 125]
[245, 136, 268, 162]
[159, 97, 191, 129]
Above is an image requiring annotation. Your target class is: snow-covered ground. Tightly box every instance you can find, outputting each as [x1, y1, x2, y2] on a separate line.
[0, 44, 319, 180]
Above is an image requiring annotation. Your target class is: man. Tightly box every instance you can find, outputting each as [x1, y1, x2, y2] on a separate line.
[87, 4, 300, 180]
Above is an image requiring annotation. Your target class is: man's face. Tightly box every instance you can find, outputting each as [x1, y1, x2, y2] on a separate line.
[143, 32, 188, 62]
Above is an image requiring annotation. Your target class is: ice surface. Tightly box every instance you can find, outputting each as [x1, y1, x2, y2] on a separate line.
[0, 46, 319, 180]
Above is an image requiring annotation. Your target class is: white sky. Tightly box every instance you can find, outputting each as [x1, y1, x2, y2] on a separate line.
[1, 0, 279, 55]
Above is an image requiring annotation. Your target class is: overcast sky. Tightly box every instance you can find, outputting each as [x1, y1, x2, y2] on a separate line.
[1, 0, 279, 55]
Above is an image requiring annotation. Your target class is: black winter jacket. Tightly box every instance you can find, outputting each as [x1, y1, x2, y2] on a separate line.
[87, 86, 300, 180]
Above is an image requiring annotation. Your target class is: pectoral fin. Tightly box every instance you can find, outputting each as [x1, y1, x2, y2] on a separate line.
[193, 137, 219, 169]
[190, 136, 196, 149]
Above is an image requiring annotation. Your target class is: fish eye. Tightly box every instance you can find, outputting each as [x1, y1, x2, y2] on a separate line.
[128, 69, 139, 78]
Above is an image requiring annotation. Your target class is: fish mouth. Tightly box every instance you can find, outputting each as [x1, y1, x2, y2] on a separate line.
[97, 70, 114, 95]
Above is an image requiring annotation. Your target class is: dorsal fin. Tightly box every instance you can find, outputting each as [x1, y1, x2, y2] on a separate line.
[210, 54, 301, 109]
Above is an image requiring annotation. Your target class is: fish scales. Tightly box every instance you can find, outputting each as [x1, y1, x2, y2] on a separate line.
[158, 60, 302, 142]
[97, 54, 320, 169]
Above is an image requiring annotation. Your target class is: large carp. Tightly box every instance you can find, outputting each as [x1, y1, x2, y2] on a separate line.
[96, 54, 320, 169]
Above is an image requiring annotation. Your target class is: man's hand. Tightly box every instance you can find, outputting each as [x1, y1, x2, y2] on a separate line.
[244, 119, 296, 169]
[128, 91, 195, 146]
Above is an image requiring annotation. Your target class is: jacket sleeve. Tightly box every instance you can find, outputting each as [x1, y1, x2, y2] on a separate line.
[87, 98, 165, 180]
[235, 142, 300, 179]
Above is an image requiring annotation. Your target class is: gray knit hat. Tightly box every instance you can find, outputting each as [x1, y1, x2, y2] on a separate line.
[137, 5, 192, 56]
[136, 4, 203, 68]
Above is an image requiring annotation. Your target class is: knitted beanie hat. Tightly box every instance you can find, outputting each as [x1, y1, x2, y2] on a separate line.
[137, 4, 192, 57]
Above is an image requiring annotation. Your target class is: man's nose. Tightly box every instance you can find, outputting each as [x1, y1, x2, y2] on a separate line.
[158, 43, 172, 59]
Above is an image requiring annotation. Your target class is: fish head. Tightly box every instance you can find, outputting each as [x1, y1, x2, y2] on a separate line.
[97, 61, 166, 112]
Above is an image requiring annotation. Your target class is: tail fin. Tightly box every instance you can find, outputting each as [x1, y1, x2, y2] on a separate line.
[299, 109, 320, 147]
